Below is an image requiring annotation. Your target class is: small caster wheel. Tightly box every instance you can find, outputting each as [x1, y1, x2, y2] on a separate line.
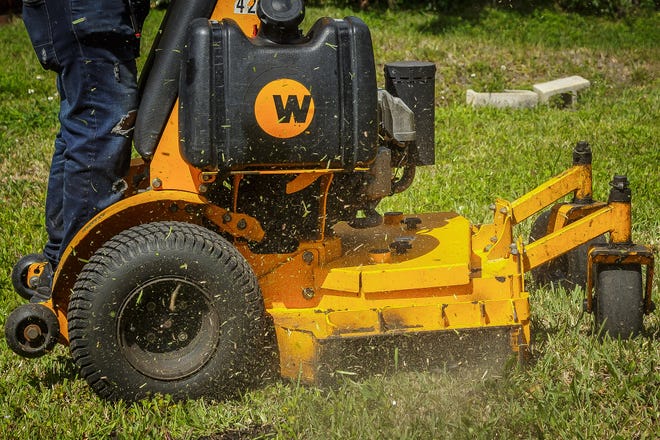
[5, 303, 60, 358]
[594, 263, 643, 339]
[11, 254, 49, 300]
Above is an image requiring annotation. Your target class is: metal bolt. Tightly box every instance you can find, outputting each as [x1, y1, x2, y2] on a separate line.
[302, 287, 315, 300]
[222, 213, 232, 223]
[509, 243, 519, 255]
[199, 184, 208, 193]
[489, 204, 496, 211]
[390, 237, 413, 255]
[610, 175, 629, 190]
[402, 217, 422, 230]
[575, 140, 589, 152]
[237, 219, 247, 230]
[302, 251, 314, 264]
[608, 175, 632, 203]
[573, 141, 592, 165]
[23, 324, 42, 341]
[152, 178, 163, 188]
[499, 207, 508, 215]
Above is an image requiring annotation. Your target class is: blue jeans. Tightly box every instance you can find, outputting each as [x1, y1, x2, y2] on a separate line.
[22, 0, 148, 269]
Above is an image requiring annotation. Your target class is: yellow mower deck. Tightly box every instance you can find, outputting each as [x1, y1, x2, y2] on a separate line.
[251, 213, 530, 382]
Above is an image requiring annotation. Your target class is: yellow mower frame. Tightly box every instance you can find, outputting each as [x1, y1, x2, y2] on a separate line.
[35, 139, 654, 384]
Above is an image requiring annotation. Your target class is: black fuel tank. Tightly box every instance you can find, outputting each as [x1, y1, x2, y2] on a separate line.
[179, 16, 378, 171]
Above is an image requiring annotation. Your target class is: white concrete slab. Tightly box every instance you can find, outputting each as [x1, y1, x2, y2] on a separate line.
[533, 76, 590, 103]
[466, 89, 539, 109]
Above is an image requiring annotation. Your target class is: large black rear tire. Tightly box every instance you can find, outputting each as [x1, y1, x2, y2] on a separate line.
[594, 264, 644, 339]
[68, 221, 271, 401]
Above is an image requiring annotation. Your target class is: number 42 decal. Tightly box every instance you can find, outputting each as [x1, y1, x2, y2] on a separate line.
[234, 0, 257, 14]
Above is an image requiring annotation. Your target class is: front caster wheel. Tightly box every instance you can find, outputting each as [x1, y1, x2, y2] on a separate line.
[68, 221, 271, 402]
[594, 264, 644, 339]
[5, 303, 60, 358]
[11, 253, 48, 300]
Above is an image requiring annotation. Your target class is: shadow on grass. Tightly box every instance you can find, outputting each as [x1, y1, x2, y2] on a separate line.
[27, 354, 79, 389]
[314, 0, 555, 31]
[526, 284, 660, 371]
[414, 0, 553, 34]
[197, 424, 276, 440]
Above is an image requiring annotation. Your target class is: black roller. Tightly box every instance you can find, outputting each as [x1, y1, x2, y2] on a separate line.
[5, 303, 60, 359]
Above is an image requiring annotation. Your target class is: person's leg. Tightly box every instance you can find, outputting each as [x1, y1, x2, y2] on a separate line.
[21, 0, 141, 295]
[21, 0, 69, 276]
[42, 76, 67, 269]
[56, 53, 138, 263]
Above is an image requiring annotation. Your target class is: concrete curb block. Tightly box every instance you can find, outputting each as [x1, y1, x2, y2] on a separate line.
[533, 75, 591, 104]
[466, 89, 539, 109]
[467, 76, 591, 109]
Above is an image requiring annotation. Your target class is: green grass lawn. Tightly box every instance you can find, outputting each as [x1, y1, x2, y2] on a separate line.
[0, 4, 658, 439]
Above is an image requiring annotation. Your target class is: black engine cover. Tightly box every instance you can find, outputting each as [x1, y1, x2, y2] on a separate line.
[179, 16, 378, 171]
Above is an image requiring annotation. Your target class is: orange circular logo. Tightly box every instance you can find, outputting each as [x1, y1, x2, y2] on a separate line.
[254, 79, 315, 138]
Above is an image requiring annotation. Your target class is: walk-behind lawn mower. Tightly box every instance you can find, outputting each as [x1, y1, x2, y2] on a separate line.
[5, 0, 655, 402]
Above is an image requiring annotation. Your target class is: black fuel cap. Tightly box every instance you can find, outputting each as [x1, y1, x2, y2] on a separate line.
[257, 0, 305, 42]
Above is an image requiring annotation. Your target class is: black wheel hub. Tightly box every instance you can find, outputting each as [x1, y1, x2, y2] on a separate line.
[117, 277, 220, 381]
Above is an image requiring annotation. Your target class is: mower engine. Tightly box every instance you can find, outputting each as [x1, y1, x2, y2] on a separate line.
[178, 0, 436, 252]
